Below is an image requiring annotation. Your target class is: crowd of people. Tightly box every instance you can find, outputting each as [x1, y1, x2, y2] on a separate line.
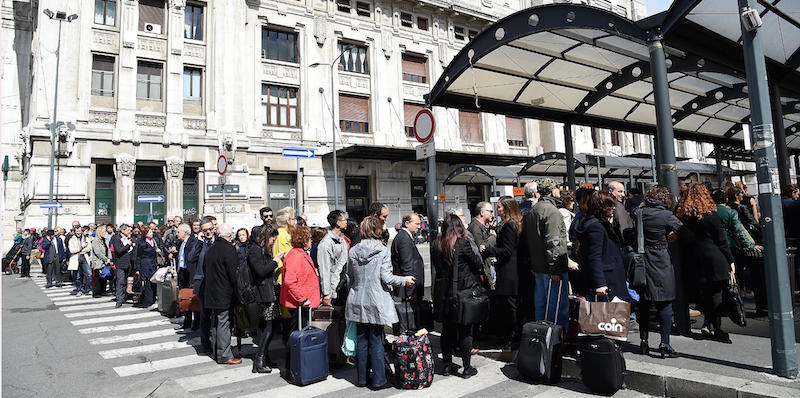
[5, 175, 796, 389]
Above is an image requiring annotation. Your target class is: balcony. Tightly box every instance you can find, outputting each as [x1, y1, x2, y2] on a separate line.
[402, 81, 428, 102]
[262, 59, 300, 86]
[137, 35, 167, 60]
[92, 28, 119, 53]
[184, 42, 205, 65]
[338, 71, 370, 96]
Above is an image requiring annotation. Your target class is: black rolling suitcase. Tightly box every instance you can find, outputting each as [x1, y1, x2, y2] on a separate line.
[516, 280, 564, 384]
[580, 337, 626, 395]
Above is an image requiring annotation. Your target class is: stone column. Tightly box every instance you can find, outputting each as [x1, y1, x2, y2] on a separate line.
[165, 0, 186, 142]
[164, 157, 185, 219]
[117, 0, 140, 132]
[114, 154, 136, 224]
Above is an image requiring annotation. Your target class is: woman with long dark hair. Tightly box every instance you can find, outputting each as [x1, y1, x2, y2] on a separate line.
[434, 214, 484, 378]
[248, 224, 281, 373]
[635, 185, 682, 357]
[677, 183, 735, 343]
[480, 196, 522, 348]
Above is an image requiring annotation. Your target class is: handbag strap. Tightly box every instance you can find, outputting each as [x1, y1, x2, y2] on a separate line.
[544, 278, 563, 324]
[636, 206, 644, 255]
[451, 246, 458, 299]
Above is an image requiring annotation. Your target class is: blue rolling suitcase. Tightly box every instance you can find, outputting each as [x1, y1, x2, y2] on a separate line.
[289, 307, 329, 386]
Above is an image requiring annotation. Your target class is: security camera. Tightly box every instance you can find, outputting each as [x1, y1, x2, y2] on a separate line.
[741, 8, 762, 32]
[223, 137, 233, 151]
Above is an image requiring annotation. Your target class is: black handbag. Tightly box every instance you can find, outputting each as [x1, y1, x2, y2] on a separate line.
[446, 250, 489, 325]
[627, 207, 647, 290]
[724, 273, 747, 327]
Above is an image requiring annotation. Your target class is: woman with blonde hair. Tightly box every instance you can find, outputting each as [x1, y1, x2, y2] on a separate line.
[676, 183, 736, 343]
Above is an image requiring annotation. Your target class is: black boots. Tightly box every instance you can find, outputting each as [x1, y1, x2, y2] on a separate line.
[252, 352, 272, 373]
[639, 338, 649, 356]
[658, 343, 678, 358]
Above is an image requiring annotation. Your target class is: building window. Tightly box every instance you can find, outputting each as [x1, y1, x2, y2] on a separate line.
[417, 16, 429, 31]
[402, 54, 427, 84]
[138, 0, 165, 33]
[468, 29, 479, 40]
[454, 26, 466, 41]
[411, 178, 427, 216]
[400, 12, 413, 28]
[459, 111, 481, 143]
[183, 67, 202, 101]
[262, 84, 299, 128]
[136, 61, 162, 100]
[404, 102, 424, 138]
[507, 117, 525, 147]
[591, 127, 601, 149]
[336, 0, 350, 13]
[355, 1, 370, 17]
[339, 94, 369, 134]
[91, 55, 115, 97]
[184, 3, 203, 40]
[611, 130, 621, 147]
[338, 43, 369, 74]
[632, 133, 640, 152]
[261, 28, 298, 63]
[94, 0, 116, 26]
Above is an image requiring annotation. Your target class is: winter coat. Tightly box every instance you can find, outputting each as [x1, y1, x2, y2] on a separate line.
[317, 230, 349, 299]
[90, 236, 111, 270]
[432, 238, 483, 322]
[390, 229, 425, 300]
[280, 247, 321, 309]
[716, 205, 754, 251]
[67, 236, 91, 271]
[483, 219, 519, 296]
[203, 239, 239, 310]
[345, 239, 407, 325]
[635, 203, 683, 301]
[677, 213, 735, 284]
[110, 234, 134, 270]
[246, 244, 278, 303]
[272, 227, 292, 285]
[574, 216, 631, 302]
[521, 196, 568, 275]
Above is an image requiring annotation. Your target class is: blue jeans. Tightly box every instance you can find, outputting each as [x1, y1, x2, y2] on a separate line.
[78, 256, 92, 293]
[534, 272, 570, 334]
[356, 323, 386, 387]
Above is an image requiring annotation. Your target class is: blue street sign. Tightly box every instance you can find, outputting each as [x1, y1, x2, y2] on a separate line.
[282, 147, 315, 158]
[39, 202, 63, 209]
[137, 195, 165, 203]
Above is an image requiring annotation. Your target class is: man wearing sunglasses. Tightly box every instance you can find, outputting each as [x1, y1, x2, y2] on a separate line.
[250, 207, 274, 244]
[468, 202, 494, 250]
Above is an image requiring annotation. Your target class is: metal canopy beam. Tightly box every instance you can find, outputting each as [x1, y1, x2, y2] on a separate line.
[518, 152, 585, 176]
[671, 83, 747, 126]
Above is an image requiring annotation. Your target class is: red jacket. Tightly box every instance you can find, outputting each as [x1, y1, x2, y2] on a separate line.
[280, 248, 321, 309]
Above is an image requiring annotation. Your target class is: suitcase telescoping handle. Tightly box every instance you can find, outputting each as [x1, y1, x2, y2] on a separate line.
[544, 279, 563, 324]
[297, 306, 313, 331]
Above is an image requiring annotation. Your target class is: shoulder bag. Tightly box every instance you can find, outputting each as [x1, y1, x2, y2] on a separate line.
[446, 249, 490, 325]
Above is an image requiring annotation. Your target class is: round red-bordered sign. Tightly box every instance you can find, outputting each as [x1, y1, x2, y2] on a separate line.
[217, 155, 228, 175]
[413, 108, 435, 143]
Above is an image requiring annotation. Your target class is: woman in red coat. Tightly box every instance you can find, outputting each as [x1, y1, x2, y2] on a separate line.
[279, 226, 320, 377]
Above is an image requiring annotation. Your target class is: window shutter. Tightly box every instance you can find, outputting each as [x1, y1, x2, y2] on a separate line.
[138, 0, 164, 30]
[404, 103, 423, 128]
[402, 54, 427, 78]
[506, 117, 525, 142]
[339, 94, 369, 122]
[459, 111, 481, 143]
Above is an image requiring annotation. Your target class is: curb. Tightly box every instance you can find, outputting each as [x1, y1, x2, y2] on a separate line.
[562, 356, 799, 398]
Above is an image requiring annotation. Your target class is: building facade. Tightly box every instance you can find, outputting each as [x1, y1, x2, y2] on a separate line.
[9, 0, 755, 241]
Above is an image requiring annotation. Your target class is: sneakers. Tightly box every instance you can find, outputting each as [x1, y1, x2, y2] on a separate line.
[76, 292, 83, 297]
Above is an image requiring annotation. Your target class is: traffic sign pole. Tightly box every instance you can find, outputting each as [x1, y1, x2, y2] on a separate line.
[217, 155, 228, 224]
[222, 175, 227, 224]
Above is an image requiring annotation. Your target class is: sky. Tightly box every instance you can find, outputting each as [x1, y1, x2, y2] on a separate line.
[646, 0, 674, 15]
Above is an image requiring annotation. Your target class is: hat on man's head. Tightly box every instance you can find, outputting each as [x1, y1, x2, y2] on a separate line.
[537, 178, 559, 195]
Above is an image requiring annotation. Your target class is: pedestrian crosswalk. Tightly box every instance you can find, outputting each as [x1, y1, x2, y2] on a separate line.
[27, 275, 644, 397]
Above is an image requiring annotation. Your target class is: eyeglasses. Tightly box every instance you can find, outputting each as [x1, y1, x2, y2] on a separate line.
[262, 214, 273, 219]
[201, 227, 212, 232]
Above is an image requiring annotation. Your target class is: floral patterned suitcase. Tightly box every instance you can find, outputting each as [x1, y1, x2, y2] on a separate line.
[392, 332, 434, 389]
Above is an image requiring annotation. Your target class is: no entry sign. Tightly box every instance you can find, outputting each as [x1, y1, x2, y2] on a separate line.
[413, 108, 435, 143]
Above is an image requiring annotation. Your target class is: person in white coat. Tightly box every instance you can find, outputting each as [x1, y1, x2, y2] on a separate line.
[68, 227, 93, 296]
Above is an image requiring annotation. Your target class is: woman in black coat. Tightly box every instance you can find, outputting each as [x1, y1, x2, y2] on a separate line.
[634, 185, 683, 357]
[481, 196, 521, 347]
[134, 226, 160, 308]
[677, 183, 736, 343]
[433, 214, 484, 378]
[247, 225, 281, 373]
[574, 191, 631, 303]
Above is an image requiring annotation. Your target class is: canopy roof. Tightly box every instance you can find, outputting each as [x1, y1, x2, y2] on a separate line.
[443, 165, 522, 185]
[427, 3, 800, 149]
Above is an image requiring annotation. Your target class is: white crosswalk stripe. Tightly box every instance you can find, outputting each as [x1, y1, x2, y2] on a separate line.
[44, 291, 73, 297]
[54, 297, 111, 306]
[385, 359, 504, 398]
[236, 374, 354, 398]
[176, 365, 276, 392]
[88, 328, 178, 345]
[63, 307, 141, 318]
[78, 319, 171, 334]
[113, 354, 214, 377]
[60, 302, 118, 312]
[51, 294, 101, 301]
[71, 312, 162, 326]
[98, 338, 201, 359]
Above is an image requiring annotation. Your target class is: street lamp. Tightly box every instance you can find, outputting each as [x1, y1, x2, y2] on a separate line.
[309, 44, 354, 211]
[43, 9, 78, 229]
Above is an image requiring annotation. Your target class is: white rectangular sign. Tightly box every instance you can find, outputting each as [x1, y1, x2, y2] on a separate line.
[415, 142, 435, 160]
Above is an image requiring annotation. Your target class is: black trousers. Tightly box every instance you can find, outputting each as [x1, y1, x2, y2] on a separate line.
[45, 261, 58, 286]
[441, 322, 473, 369]
[491, 294, 518, 343]
[702, 280, 727, 334]
[92, 269, 108, 297]
[20, 256, 30, 277]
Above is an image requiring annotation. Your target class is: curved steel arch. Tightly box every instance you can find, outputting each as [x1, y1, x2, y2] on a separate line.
[670, 83, 747, 126]
[518, 152, 586, 176]
[427, 4, 648, 108]
[442, 165, 517, 186]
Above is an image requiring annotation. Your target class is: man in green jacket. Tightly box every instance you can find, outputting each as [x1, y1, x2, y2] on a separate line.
[520, 178, 569, 331]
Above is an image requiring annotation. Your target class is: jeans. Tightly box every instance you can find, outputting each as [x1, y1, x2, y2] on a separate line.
[534, 272, 570, 333]
[211, 309, 233, 362]
[637, 301, 673, 345]
[116, 267, 128, 306]
[356, 323, 386, 387]
[78, 257, 91, 293]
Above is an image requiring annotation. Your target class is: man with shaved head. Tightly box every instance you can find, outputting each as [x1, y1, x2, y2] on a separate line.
[607, 181, 633, 238]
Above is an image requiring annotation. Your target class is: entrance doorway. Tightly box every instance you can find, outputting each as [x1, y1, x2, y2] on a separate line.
[134, 165, 165, 225]
[95, 164, 115, 225]
[466, 184, 483, 218]
[183, 168, 199, 222]
[268, 173, 296, 211]
[346, 177, 369, 222]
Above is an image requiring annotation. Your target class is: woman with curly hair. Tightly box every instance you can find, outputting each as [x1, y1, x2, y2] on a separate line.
[634, 185, 683, 357]
[676, 183, 735, 343]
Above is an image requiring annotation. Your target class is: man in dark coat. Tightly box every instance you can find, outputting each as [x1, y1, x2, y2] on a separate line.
[607, 181, 634, 240]
[173, 223, 199, 330]
[202, 223, 242, 365]
[41, 230, 59, 288]
[391, 212, 425, 331]
[20, 229, 33, 277]
[193, 216, 217, 349]
[110, 224, 135, 308]
[250, 207, 274, 244]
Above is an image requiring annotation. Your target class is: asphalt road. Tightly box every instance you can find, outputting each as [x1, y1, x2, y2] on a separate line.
[2, 267, 653, 398]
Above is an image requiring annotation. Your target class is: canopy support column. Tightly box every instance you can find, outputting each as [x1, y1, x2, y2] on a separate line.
[770, 81, 791, 189]
[584, 166, 590, 184]
[795, 155, 800, 185]
[596, 155, 603, 187]
[564, 123, 576, 191]
[715, 142, 724, 188]
[492, 177, 498, 213]
[648, 38, 680, 200]
[628, 169, 634, 190]
[739, 0, 798, 379]
[649, 135, 658, 183]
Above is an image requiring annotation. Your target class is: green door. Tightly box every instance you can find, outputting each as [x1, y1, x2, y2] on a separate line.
[95, 165, 115, 225]
[183, 168, 199, 222]
[134, 166, 165, 225]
